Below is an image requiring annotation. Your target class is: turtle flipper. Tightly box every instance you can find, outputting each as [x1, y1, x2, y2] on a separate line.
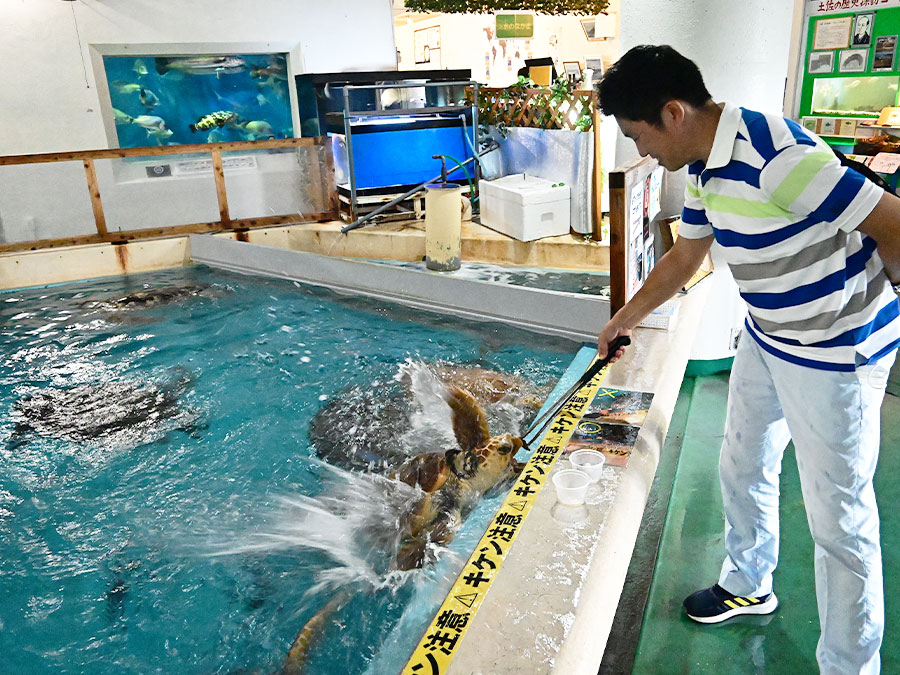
[445, 386, 490, 451]
[283, 590, 350, 674]
[393, 453, 451, 492]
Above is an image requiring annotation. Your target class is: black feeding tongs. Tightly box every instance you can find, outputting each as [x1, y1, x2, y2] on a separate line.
[521, 335, 631, 449]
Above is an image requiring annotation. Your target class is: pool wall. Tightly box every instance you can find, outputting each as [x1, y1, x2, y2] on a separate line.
[189, 234, 611, 343]
[0, 221, 610, 291]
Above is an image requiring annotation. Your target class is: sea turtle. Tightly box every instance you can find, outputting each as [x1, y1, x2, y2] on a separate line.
[76, 284, 226, 313]
[307, 361, 545, 474]
[283, 384, 525, 674]
[8, 368, 198, 448]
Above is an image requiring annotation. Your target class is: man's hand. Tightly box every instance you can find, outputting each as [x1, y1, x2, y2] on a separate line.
[598, 324, 632, 361]
[596, 233, 713, 361]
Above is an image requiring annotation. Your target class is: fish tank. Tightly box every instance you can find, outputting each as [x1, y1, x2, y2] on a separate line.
[811, 75, 900, 116]
[102, 53, 295, 148]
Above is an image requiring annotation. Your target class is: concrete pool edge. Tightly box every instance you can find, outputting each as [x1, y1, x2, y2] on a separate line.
[188, 234, 611, 343]
[445, 283, 709, 675]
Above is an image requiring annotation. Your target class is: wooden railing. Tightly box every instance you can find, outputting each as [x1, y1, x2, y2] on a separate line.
[0, 137, 336, 253]
[477, 87, 597, 131]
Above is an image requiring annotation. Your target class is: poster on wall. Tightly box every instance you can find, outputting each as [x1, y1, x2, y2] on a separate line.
[852, 12, 875, 47]
[808, 50, 835, 73]
[839, 48, 869, 72]
[648, 167, 663, 221]
[873, 35, 898, 71]
[813, 16, 852, 50]
[414, 26, 441, 66]
[629, 181, 644, 295]
[838, 118, 858, 136]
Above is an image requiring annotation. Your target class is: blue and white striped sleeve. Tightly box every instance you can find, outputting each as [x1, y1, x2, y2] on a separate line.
[679, 169, 713, 239]
[759, 143, 883, 233]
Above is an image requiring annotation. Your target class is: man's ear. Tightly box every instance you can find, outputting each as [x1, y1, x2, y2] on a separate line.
[660, 100, 687, 128]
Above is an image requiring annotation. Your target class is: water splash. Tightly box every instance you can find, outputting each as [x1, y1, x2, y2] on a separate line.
[205, 461, 452, 598]
[397, 359, 457, 452]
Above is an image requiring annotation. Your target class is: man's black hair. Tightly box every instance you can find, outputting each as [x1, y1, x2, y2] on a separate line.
[597, 45, 712, 125]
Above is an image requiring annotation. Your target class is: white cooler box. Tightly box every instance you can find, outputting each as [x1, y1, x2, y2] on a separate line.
[479, 174, 571, 241]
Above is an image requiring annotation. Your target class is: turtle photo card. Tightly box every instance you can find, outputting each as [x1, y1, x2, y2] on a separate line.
[564, 388, 654, 467]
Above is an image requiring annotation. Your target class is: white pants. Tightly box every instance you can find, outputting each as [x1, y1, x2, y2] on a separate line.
[717, 330, 895, 675]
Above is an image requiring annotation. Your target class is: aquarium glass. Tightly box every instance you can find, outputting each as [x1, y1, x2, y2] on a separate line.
[102, 53, 293, 148]
[811, 75, 899, 115]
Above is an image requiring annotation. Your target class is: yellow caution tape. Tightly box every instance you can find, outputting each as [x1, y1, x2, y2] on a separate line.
[401, 358, 613, 675]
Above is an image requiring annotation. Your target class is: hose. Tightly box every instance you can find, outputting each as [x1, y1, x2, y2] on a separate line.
[435, 153, 475, 207]
[458, 113, 486, 174]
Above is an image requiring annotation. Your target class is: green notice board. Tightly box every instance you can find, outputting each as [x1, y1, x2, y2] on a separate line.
[800, 8, 900, 134]
[496, 13, 534, 38]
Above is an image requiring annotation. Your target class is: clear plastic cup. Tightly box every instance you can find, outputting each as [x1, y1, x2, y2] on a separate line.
[569, 449, 606, 483]
[552, 469, 590, 505]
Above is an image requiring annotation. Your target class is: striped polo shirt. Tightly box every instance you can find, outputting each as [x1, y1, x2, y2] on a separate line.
[678, 102, 900, 371]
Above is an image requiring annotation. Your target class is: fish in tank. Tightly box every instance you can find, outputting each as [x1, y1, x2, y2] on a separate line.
[103, 53, 294, 148]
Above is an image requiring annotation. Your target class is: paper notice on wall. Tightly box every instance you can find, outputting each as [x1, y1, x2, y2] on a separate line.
[649, 168, 663, 221]
[869, 152, 900, 174]
[630, 227, 644, 295]
[644, 233, 656, 278]
[629, 182, 643, 233]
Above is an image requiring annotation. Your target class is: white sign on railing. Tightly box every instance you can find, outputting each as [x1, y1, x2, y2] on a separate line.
[171, 155, 258, 176]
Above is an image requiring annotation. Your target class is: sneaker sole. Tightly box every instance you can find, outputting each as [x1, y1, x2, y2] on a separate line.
[686, 593, 779, 624]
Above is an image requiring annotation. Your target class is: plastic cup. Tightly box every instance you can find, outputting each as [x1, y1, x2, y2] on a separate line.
[552, 469, 590, 505]
[569, 449, 606, 483]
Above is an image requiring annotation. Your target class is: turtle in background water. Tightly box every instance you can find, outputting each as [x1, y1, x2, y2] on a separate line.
[8, 368, 199, 448]
[75, 284, 228, 322]
[70, 284, 230, 326]
[283, 384, 525, 674]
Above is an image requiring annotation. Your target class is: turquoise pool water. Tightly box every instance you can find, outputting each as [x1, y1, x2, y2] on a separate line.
[0, 266, 575, 674]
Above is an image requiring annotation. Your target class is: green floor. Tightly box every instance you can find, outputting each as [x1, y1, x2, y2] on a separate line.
[632, 375, 900, 674]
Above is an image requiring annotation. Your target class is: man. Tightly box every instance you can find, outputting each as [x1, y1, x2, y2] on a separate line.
[596, 45, 900, 674]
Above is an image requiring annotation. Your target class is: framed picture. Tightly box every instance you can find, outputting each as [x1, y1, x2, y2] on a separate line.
[813, 16, 852, 50]
[581, 17, 600, 41]
[839, 48, 869, 73]
[563, 60, 581, 80]
[808, 51, 835, 74]
[873, 34, 897, 71]
[414, 26, 441, 66]
[802, 117, 820, 133]
[852, 12, 875, 47]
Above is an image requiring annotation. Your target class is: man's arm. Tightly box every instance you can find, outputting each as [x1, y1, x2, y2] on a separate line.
[598, 233, 714, 358]
[857, 191, 900, 284]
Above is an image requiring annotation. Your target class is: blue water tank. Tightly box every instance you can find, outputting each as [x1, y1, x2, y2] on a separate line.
[332, 115, 474, 190]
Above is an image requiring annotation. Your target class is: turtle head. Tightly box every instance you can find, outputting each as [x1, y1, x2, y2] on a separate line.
[447, 433, 523, 494]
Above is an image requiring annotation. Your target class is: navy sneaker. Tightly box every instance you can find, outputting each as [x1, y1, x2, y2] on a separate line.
[683, 584, 778, 624]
